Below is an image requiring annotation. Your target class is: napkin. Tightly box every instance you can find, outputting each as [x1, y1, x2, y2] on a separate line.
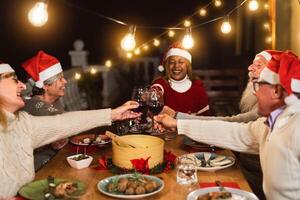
[199, 182, 240, 189]
[68, 144, 100, 154]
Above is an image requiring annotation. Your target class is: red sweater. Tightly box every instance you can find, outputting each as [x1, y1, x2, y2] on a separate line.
[152, 78, 209, 114]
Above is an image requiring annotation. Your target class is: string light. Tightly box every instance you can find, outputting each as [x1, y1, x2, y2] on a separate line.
[168, 30, 175, 37]
[263, 22, 270, 30]
[182, 28, 194, 49]
[74, 73, 81, 80]
[214, 0, 222, 7]
[134, 48, 141, 55]
[28, 0, 48, 27]
[199, 8, 207, 16]
[184, 20, 191, 27]
[142, 44, 149, 51]
[263, 3, 269, 10]
[248, 0, 259, 11]
[153, 39, 160, 47]
[90, 67, 97, 74]
[105, 60, 112, 67]
[220, 17, 231, 34]
[265, 35, 272, 44]
[126, 52, 133, 59]
[121, 25, 136, 51]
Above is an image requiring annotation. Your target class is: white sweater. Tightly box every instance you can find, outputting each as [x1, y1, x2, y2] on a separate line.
[177, 100, 300, 200]
[0, 109, 111, 198]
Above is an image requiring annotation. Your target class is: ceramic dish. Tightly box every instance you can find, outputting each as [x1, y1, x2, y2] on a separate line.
[70, 134, 111, 146]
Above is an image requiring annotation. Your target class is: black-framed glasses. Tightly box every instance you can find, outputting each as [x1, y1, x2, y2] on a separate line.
[0, 72, 18, 83]
[252, 81, 272, 93]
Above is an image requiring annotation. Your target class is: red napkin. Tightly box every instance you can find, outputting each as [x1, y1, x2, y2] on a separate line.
[15, 196, 27, 200]
[199, 182, 240, 189]
[68, 144, 101, 154]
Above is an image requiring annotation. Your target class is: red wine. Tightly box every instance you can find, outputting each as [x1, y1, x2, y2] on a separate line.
[133, 101, 148, 123]
[148, 101, 163, 115]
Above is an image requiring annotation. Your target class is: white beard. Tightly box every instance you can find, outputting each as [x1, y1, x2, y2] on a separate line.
[239, 81, 257, 113]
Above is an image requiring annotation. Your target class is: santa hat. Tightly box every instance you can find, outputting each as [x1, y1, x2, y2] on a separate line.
[21, 51, 62, 88]
[0, 63, 14, 74]
[164, 42, 192, 63]
[258, 51, 283, 84]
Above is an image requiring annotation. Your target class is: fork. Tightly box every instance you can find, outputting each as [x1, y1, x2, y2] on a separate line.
[215, 180, 226, 192]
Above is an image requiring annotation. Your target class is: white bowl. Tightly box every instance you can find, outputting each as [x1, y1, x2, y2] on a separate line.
[66, 154, 93, 169]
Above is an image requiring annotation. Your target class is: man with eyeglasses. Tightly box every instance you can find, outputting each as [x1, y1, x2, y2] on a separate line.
[154, 51, 300, 199]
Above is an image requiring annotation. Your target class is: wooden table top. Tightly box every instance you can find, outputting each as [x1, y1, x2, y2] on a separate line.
[35, 135, 252, 199]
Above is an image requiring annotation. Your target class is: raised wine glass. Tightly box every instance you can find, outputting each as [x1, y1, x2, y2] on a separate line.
[130, 87, 149, 133]
[147, 88, 164, 135]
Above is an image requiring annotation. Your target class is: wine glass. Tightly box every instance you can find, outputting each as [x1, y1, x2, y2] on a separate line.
[176, 155, 198, 186]
[147, 88, 164, 135]
[130, 87, 149, 133]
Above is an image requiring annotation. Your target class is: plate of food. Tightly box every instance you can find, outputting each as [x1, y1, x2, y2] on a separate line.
[97, 173, 164, 199]
[18, 177, 86, 200]
[187, 187, 259, 200]
[183, 137, 223, 152]
[70, 134, 111, 146]
[181, 152, 235, 172]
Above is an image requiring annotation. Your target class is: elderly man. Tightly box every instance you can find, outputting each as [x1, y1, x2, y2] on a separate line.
[155, 51, 300, 199]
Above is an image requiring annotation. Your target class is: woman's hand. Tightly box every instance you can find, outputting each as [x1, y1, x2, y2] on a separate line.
[111, 101, 141, 121]
[161, 106, 176, 118]
[153, 113, 177, 132]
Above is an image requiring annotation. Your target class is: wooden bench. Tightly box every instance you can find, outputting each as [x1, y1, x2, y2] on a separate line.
[193, 68, 247, 116]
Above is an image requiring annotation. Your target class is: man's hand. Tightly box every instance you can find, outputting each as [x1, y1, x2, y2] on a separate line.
[111, 101, 141, 121]
[161, 106, 176, 118]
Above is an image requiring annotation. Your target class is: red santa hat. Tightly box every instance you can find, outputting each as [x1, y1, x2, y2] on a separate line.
[164, 42, 192, 63]
[21, 51, 62, 88]
[0, 63, 14, 74]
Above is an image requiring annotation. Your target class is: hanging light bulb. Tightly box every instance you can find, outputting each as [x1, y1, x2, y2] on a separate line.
[265, 36, 272, 44]
[264, 3, 269, 10]
[248, 0, 259, 11]
[221, 17, 232, 34]
[168, 30, 175, 38]
[134, 48, 141, 55]
[153, 39, 160, 47]
[214, 0, 222, 7]
[74, 73, 81, 80]
[90, 67, 97, 74]
[263, 22, 270, 30]
[199, 8, 207, 16]
[105, 60, 112, 68]
[28, 0, 48, 27]
[126, 52, 133, 59]
[182, 28, 194, 49]
[184, 20, 191, 27]
[121, 25, 136, 51]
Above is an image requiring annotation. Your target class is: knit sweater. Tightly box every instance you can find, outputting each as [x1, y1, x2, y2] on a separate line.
[177, 100, 300, 199]
[0, 109, 111, 198]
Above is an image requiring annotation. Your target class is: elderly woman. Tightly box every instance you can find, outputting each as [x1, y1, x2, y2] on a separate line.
[0, 63, 139, 198]
[151, 42, 209, 115]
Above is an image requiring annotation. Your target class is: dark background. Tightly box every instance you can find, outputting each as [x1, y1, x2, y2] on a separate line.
[0, 0, 262, 78]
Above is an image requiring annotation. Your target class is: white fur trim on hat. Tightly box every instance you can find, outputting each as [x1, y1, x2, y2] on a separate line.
[0, 64, 14, 74]
[258, 67, 279, 84]
[291, 78, 300, 93]
[255, 51, 272, 62]
[39, 63, 62, 83]
[284, 94, 299, 105]
[165, 48, 192, 63]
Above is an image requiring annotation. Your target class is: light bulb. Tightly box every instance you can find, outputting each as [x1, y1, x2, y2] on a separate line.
[121, 33, 136, 51]
[90, 67, 97, 74]
[105, 60, 112, 68]
[153, 39, 160, 47]
[182, 28, 194, 49]
[199, 8, 207, 16]
[74, 73, 81, 80]
[184, 20, 191, 27]
[168, 30, 175, 37]
[28, 1, 48, 27]
[134, 48, 141, 55]
[126, 52, 133, 59]
[263, 22, 270, 30]
[142, 44, 149, 51]
[215, 0, 222, 7]
[221, 21, 231, 34]
[265, 36, 272, 44]
[264, 3, 269, 10]
[249, 0, 259, 11]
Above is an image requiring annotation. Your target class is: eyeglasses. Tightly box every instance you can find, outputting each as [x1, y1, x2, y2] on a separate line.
[0, 72, 19, 83]
[252, 81, 272, 93]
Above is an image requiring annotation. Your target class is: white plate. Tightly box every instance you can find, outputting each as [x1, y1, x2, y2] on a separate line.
[187, 187, 259, 200]
[183, 152, 235, 172]
[97, 174, 164, 199]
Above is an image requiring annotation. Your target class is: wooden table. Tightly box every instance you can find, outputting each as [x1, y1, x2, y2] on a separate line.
[35, 135, 252, 199]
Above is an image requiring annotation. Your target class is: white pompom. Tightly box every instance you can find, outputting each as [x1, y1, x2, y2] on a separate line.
[284, 94, 299, 105]
[158, 65, 164, 72]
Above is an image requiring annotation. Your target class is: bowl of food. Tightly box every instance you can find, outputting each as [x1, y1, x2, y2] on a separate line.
[66, 154, 93, 169]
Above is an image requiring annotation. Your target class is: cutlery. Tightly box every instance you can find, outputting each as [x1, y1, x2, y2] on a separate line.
[215, 180, 226, 192]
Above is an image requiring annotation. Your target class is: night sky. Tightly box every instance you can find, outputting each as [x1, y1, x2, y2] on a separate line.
[0, 0, 257, 78]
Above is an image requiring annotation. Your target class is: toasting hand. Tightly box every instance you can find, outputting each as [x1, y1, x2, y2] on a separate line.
[111, 101, 141, 121]
[153, 114, 177, 132]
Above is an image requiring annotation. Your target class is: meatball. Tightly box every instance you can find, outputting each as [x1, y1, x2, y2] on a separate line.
[135, 186, 146, 194]
[125, 187, 135, 195]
